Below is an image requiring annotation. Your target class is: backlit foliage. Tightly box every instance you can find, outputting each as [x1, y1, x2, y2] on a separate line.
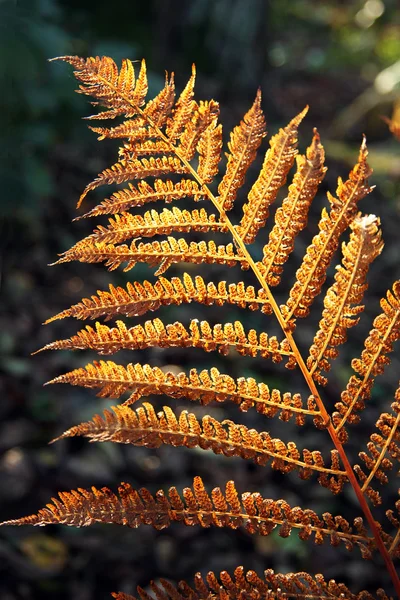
[2, 56, 400, 599]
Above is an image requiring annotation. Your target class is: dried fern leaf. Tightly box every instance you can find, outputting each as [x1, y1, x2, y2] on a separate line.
[51, 56, 148, 118]
[51, 237, 247, 275]
[381, 100, 400, 142]
[78, 156, 188, 208]
[282, 137, 373, 322]
[111, 565, 388, 600]
[237, 107, 307, 244]
[75, 179, 204, 220]
[307, 214, 383, 385]
[45, 274, 273, 323]
[37, 318, 293, 362]
[218, 90, 266, 212]
[257, 129, 327, 286]
[45, 361, 316, 422]
[166, 64, 196, 141]
[52, 403, 341, 481]
[1, 476, 372, 555]
[355, 390, 400, 507]
[69, 208, 227, 248]
[333, 281, 400, 443]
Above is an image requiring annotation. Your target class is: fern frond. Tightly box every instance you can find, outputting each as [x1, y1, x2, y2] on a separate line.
[51, 237, 247, 275]
[51, 56, 148, 117]
[282, 138, 373, 322]
[257, 129, 327, 286]
[1, 477, 372, 555]
[111, 566, 388, 600]
[354, 390, 400, 506]
[307, 214, 383, 385]
[237, 107, 307, 244]
[333, 281, 400, 442]
[69, 208, 227, 248]
[218, 90, 266, 211]
[45, 360, 316, 421]
[75, 179, 204, 220]
[37, 319, 294, 362]
[51, 403, 341, 482]
[78, 156, 188, 208]
[45, 274, 273, 324]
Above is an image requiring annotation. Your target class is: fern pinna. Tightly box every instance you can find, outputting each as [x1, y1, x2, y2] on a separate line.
[2, 55, 400, 599]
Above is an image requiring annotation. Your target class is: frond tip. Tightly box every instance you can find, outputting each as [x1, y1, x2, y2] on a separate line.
[0, 477, 372, 556]
[111, 566, 389, 600]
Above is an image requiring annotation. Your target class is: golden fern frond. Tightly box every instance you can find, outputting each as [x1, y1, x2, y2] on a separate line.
[75, 179, 204, 220]
[282, 137, 373, 322]
[111, 566, 388, 600]
[257, 129, 327, 286]
[44, 274, 273, 323]
[333, 281, 400, 443]
[45, 361, 316, 422]
[354, 390, 400, 507]
[307, 214, 384, 385]
[50, 237, 247, 275]
[51, 403, 341, 482]
[218, 90, 266, 211]
[68, 208, 227, 248]
[0, 476, 372, 555]
[77, 156, 188, 208]
[51, 56, 148, 118]
[37, 318, 294, 362]
[237, 107, 307, 244]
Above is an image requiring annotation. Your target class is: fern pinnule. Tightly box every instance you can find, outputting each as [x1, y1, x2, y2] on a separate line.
[282, 137, 373, 322]
[354, 388, 400, 506]
[36, 318, 294, 363]
[217, 89, 266, 211]
[44, 274, 273, 324]
[50, 237, 248, 275]
[74, 179, 205, 220]
[50, 403, 345, 482]
[77, 156, 189, 208]
[45, 361, 316, 420]
[237, 106, 308, 244]
[112, 566, 390, 600]
[1, 476, 373, 555]
[66, 207, 226, 248]
[257, 128, 327, 286]
[333, 281, 400, 443]
[307, 214, 383, 386]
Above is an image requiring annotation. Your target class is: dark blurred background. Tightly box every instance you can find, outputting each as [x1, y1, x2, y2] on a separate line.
[1, 0, 400, 598]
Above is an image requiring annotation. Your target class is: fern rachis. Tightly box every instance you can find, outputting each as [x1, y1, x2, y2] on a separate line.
[2, 55, 400, 599]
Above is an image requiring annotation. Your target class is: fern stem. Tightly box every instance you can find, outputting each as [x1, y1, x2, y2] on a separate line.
[86, 73, 400, 597]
